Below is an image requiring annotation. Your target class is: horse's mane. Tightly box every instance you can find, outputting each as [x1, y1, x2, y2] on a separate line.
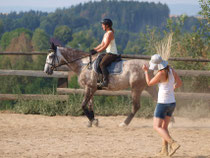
[59, 47, 90, 62]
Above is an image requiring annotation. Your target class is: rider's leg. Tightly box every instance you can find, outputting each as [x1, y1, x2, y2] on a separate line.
[99, 53, 118, 87]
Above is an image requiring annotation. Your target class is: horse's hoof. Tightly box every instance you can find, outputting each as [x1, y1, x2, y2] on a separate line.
[87, 121, 92, 127]
[92, 119, 99, 127]
[119, 122, 127, 127]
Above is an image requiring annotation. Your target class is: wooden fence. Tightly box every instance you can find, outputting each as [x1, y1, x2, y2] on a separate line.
[0, 52, 209, 101]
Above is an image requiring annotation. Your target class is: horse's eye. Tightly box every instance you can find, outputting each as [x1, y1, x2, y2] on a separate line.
[49, 54, 55, 59]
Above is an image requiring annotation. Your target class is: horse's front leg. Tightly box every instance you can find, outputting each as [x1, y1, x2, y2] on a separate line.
[119, 89, 142, 127]
[82, 87, 98, 127]
[88, 97, 94, 113]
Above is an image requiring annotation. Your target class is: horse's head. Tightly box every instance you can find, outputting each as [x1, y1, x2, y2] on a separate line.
[44, 42, 61, 75]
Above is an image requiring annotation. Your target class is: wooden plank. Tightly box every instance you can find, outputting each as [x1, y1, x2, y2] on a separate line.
[176, 70, 210, 77]
[1, 52, 209, 62]
[0, 94, 68, 101]
[0, 69, 210, 78]
[57, 88, 149, 97]
[57, 88, 210, 102]
[0, 52, 47, 55]
[121, 54, 210, 62]
[0, 70, 68, 78]
[0, 91, 209, 102]
[174, 92, 210, 101]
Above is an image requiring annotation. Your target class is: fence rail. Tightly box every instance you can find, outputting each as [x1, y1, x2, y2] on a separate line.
[1, 52, 210, 62]
[0, 70, 68, 78]
[0, 94, 68, 101]
[1, 69, 210, 77]
[57, 88, 210, 102]
[1, 89, 209, 102]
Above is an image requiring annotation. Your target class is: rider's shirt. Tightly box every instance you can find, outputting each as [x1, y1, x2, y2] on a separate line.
[103, 30, 118, 55]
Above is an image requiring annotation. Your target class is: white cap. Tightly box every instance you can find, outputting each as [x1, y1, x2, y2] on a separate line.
[149, 54, 168, 70]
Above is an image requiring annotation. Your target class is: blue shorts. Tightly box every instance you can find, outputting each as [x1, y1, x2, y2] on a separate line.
[154, 102, 176, 119]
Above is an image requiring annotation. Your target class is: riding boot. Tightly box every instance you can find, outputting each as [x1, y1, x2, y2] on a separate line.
[101, 67, 109, 87]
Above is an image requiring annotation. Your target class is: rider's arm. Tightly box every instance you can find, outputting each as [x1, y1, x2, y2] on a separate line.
[94, 34, 106, 51]
[96, 31, 114, 53]
[94, 42, 104, 50]
[172, 69, 182, 90]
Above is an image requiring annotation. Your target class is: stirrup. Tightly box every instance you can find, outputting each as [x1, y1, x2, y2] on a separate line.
[100, 81, 108, 87]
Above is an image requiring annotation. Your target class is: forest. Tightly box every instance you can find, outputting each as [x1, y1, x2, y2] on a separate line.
[0, 0, 209, 115]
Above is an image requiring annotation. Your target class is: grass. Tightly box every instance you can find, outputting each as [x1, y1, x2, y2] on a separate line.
[1, 91, 209, 119]
[0, 94, 156, 118]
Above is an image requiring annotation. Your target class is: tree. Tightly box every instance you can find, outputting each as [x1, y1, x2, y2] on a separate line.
[67, 29, 99, 51]
[199, 0, 210, 23]
[0, 19, 4, 38]
[32, 28, 49, 51]
[53, 25, 72, 45]
[0, 28, 32, 50]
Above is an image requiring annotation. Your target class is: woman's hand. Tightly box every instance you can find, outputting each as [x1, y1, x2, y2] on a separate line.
[142, 64, 149, 72]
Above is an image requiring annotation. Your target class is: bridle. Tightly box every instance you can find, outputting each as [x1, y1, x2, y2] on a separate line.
[46, 49, 93, 70]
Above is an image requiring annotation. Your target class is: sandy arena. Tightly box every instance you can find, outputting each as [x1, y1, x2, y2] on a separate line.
[0, 113, 210, 158]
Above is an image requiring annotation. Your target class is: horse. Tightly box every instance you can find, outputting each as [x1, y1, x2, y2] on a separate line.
[44, 42, 158, 127]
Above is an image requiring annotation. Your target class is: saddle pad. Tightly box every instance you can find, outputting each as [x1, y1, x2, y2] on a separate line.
[93, 57, 124, 74]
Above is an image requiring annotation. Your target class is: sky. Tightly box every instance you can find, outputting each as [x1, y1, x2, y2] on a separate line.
[0, 0, 202, 16]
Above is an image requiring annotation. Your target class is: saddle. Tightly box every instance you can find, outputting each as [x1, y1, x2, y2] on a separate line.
[93, 54, 124, 88]
[93, 53, 123, 74]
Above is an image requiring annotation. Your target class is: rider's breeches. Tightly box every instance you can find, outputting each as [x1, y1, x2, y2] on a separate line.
[99, 53, 118, 81]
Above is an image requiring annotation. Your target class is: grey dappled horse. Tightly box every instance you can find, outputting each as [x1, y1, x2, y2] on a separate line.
[44, 43, 157, 127]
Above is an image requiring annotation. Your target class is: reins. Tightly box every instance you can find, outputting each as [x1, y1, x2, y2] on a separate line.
[47, 50, 92, 70]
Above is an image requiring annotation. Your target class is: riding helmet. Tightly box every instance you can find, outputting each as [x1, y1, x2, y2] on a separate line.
[100, 18, 113, 27]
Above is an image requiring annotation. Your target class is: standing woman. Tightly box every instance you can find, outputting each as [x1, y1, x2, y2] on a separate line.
[142, 54, 182, 157]
[90, 18, 119, 87]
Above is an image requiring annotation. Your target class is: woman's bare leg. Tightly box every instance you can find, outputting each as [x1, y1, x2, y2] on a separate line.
[153, 117, 172, 142]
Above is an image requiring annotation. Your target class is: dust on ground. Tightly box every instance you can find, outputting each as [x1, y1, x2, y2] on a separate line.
[0, 113, 210, 158]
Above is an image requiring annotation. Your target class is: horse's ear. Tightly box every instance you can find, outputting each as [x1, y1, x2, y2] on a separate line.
[51, 42, 57, 51]
[49, 38, 57, 52]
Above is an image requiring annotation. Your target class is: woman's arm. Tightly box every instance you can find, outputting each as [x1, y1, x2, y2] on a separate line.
[172, 69, 182, 90]
[142, 64, 161, 86]
[96, 31, 114, 52]
[94, 42, 104, 50]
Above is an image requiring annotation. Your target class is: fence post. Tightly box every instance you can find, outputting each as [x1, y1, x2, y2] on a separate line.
[57, 78, 68, 88]
[56, 65, 69, 88]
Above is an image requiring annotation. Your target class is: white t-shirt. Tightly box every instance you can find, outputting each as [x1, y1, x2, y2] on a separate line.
[158, 68, 176, 103]
[103, 30, 118, 55]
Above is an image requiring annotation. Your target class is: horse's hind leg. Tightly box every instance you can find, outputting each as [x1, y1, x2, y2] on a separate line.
[145, 85, 158, 101]
[120, 89, 142, 127]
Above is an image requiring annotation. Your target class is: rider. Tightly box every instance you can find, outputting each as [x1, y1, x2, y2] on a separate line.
[90, 18, 119, 87]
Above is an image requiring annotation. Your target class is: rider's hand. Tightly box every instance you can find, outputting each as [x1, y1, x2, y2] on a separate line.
[142, 64, 149, 72]
[90, 49, 97, 55]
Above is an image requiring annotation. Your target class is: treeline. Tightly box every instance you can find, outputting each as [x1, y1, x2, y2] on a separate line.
[0, 1, 203, 52]
[0, 1, 169, 34]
